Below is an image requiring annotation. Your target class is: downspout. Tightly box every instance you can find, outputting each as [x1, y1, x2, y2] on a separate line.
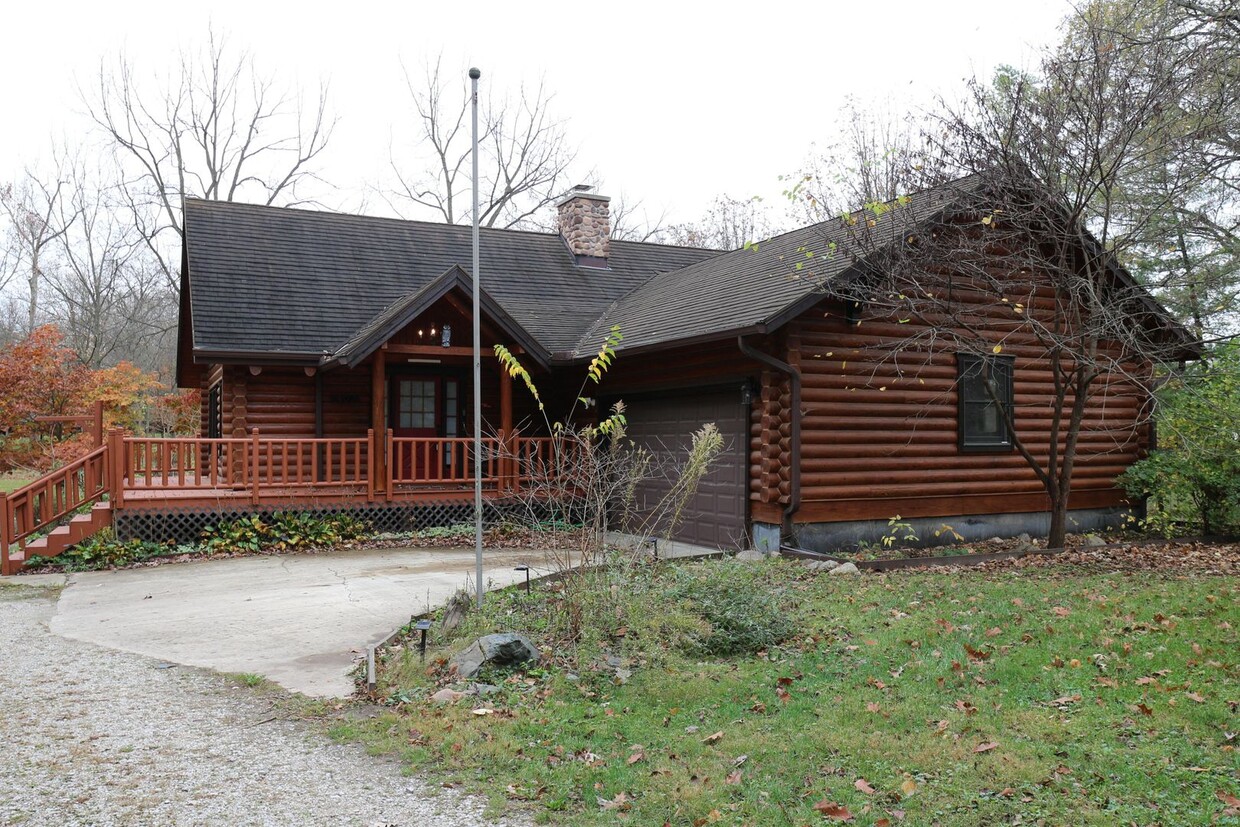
[737, 335, 801, 540]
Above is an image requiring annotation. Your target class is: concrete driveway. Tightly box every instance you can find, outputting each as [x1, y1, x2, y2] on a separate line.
[45, 547, 557, 697]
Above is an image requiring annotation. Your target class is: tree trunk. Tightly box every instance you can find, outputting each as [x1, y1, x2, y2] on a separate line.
[1048, 492, 1069, 549]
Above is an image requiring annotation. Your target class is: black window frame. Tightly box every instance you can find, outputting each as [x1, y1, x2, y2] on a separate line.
[207, 382, 222, 439]
[957, 353, 1015, 452]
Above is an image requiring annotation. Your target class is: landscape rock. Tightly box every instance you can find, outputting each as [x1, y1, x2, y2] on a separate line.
[734, 549, 767, 562]
[1017, 533, 1032, 544]
[828, 562, 860, 575]
[470, 683, 500, 697]
[439, 591, 472, 637]
[429, 688, 468, 703]
[448, 633, 540, 679]
[1083, 534, 1107, 547]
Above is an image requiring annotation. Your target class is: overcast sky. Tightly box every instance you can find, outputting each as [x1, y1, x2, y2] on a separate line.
[1, 0, 1074, 226]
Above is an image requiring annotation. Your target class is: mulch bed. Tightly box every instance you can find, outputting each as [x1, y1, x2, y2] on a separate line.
[971, 539, 1240, 576]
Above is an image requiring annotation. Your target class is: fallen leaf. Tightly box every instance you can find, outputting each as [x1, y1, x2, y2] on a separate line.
[1049, 694, 1082, 706]
[1186, 692, 1206, 703]
[702, 731, 724, 745]
[626, 750, 645, 765]
[855, 778, 876, 794]
[597, 791, 631, 811]
[813, 800, 854, 821]
[1052, 606, 1071, 617]
[900, 778, 917, 797]
[963, 644, 990, 661]
[866, 702, 882, 713]
[1216, 790, 1240, 807]
[974, 741, 999, 753]
[471, 708, 495, 716]
[724, 770, 743, 785]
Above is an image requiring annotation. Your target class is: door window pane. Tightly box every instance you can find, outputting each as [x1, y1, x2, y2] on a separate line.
[398, 380, 437, 429]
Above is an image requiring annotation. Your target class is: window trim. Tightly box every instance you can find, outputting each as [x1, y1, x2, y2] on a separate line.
[957, 353, 1015, 453]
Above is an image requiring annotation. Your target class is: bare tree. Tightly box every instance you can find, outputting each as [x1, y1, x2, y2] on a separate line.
[386, 58, 577, 229]
[786, 97, 926, 225]
[1095, 0, 1240, 338]
[809, 1, 1211, 548]
[84, 29, 334, 291]
[0, 159, 77, 332]
[43, 159, 175, 371]
[666, 194, 780, 250]
[608, 193, 671, 243]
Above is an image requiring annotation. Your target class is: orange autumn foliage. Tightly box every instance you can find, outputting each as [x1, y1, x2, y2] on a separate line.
[0, 325, 199, 474]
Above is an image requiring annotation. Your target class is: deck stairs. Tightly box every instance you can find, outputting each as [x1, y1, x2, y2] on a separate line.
[5, 502, 113, 572]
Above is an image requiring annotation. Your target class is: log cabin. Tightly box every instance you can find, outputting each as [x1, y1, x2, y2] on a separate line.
[0, 179, 1199, 573]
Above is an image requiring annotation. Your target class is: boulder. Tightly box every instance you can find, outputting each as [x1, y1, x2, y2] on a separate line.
[430, 687, 468, 703]
[1083, 534, 1107, 548]
[449, 633, 540, 679]
[828, 562, 860, 576]
[735, 548, 767, 562]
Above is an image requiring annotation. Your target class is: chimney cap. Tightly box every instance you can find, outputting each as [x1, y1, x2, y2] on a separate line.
[555, 184, 610, 207]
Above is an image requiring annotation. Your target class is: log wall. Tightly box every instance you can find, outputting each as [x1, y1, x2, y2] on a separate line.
[770, 293, 1150, 525]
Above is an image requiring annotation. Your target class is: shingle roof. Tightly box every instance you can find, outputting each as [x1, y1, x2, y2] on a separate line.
[194, 178, 1176, 367]
[183, 200, 717, 362]
[568, 183, 961, 357]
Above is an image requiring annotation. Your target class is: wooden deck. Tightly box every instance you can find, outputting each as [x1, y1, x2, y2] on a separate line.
[1, 430, 572, 573]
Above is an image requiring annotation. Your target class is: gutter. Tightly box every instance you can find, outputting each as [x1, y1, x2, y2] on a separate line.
[737, 335, 801, 538]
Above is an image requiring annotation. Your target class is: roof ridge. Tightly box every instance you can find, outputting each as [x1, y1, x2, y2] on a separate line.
[183, 197, 730, 254]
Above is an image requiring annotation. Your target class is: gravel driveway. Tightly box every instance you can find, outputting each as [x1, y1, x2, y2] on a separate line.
[0, 585, 525, 827]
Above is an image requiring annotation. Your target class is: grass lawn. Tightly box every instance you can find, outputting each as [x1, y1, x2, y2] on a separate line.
[0, 476, 34, 494]
[322, 557, 1239, 826]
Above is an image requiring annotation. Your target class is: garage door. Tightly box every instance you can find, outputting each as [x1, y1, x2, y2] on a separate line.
[619, 386, 748, 549]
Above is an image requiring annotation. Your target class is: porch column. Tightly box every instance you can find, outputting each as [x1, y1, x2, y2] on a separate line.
[371, 348, 386, 491]
[500, 364, 513, 492]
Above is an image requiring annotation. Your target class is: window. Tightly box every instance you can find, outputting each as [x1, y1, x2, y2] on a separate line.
[957, 354, 1014, 451]
[207, 383, 222, 439]
[397, 380, 437, 429]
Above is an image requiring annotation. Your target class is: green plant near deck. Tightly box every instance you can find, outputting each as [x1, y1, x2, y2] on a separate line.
[24, 527, 167, 572]
[333, 560, 1238, 826]
[200, 512, 369, 554]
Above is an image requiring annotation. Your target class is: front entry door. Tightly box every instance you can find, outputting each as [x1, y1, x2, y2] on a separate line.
[392, 377, 440, 478]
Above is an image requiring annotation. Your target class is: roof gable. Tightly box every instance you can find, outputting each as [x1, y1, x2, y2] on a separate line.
[329, 265, 551, 368]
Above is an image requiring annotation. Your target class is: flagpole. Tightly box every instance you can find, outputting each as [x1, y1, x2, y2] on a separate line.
[469, 66, 484, 609]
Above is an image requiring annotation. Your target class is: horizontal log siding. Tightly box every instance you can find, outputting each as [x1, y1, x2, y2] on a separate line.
[243, 368, 317, 436]
[786, 298, 1148, 523]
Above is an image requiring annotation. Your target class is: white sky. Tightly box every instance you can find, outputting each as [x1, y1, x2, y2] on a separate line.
[1, 0, 1074, 225]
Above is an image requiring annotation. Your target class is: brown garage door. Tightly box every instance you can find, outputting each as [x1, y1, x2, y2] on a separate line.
[620, 386, 748, 549]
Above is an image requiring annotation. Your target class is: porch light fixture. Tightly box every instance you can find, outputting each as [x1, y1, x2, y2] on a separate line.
[442, 324, 452, 347]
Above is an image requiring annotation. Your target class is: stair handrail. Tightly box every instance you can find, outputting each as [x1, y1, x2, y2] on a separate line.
[1, 444, 110, 570]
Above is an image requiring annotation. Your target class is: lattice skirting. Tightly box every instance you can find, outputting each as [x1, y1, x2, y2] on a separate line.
[114, 498, 542, 545]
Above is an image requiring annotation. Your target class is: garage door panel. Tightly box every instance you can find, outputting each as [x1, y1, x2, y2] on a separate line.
[620, 387, 747, 549]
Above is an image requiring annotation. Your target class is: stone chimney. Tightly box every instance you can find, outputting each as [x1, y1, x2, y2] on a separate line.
[556, 184, 610, 266]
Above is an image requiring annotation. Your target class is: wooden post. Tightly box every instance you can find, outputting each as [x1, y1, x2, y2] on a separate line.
[1, 492, 11, 576]
[92, 400, 105, 448]
[250, 428, 261, 505]
[385, 428, 394, 502]
[499, 365, 513, 494]
[366, 429, 375, 502]
[371, 350, 387, 492]
[107, 428, 126, 509]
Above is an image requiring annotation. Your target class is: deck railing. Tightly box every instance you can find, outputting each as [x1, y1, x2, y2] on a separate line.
[2, 429, 570, 523]
[388, 435, 502, 487]
[1, 445, 109, 569]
